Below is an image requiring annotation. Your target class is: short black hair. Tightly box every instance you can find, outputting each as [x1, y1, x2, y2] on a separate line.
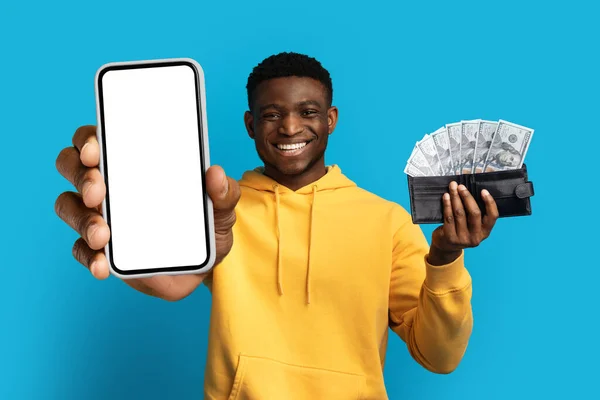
[246, 52, 333, 111]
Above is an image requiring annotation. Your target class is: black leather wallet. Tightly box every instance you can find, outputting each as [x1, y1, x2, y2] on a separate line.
[407, 164, 535, 224]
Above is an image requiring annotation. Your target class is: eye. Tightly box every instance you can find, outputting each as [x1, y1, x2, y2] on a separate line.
[302, 109, 319, 117]
[263, 113, 280, 120]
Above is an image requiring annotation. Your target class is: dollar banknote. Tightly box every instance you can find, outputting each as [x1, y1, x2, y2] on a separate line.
[404, 119, 534, 177]
[446, 122, 462, 175]
[405, 144, 434, 176]
[416, 134, 443, 176]
[460, 120, 480, 174]
[404, 163, 427, 177]
[431, 127, 453, 175]
[483, 120, 534, 172]
[473, 120, 498, 173]
[404, 144, 420, 175]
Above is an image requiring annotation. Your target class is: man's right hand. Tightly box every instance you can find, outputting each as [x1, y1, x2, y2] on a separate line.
[54, 125, 240, 301]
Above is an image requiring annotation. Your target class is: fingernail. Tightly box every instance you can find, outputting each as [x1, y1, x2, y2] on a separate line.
[443, 193, 450, 201]
[90, 260, 98, 276]
[88, 223, 99, 242]
[82, 180, 93, 196]
[221, 175, 229, 198]
[450, 181, 457, 190]
[458, 184, 467, 191]
[482, 189, 489, 197]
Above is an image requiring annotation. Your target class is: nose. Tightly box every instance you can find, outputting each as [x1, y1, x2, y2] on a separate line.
[278, 114, 304, 136]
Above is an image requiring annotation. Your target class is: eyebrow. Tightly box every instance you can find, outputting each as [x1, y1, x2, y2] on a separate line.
[258, 100, 323, 113]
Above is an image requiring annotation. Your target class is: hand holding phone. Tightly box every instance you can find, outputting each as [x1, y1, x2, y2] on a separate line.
[54, 58, 240, 299]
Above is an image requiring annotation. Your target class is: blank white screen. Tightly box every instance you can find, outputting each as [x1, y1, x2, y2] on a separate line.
[100, 64, 208, 272]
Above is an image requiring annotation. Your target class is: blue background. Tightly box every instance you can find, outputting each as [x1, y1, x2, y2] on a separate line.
[1, 0, 598, 398]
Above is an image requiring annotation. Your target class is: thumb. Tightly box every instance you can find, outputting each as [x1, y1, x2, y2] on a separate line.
[206, 165, 240, 211]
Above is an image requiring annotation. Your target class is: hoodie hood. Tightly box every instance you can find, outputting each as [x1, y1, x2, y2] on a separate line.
[238, 164, 357, 194]
[238, 165, 357, 304]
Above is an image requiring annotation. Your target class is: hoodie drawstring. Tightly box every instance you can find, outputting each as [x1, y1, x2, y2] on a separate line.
[274, 185, 283, 296]
[273, 184, 318, 305]
[306, 185, 317, 304]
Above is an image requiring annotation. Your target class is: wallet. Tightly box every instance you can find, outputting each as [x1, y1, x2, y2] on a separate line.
[407, 164, 535, 224]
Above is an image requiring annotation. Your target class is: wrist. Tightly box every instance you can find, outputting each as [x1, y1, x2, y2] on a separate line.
[427, 244, 462, 266]
[423, 250, 470, 293]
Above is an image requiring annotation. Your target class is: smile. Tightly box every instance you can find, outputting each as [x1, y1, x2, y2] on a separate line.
[272, 140, 314, 156]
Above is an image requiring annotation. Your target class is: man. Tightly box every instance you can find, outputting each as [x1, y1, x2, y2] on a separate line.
[55, 52, 498, 399]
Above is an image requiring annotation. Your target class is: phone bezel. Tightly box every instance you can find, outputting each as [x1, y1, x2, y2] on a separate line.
[94, 58, 216, 279]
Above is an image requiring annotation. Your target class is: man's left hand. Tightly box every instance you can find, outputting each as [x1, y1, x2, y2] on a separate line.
[427, 181, 499, 266]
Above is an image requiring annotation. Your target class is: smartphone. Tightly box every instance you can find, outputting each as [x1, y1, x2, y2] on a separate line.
[94, 58, 216, 279]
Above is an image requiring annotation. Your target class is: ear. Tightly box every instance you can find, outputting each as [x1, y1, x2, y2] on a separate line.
[327, 106, 339, 135]
[244, 111, 255, 139]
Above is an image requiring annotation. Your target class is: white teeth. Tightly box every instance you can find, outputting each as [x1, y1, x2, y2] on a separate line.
[277, 142, 308, 151]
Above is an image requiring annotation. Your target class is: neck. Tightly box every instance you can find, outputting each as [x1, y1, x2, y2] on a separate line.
[263, 161, 327, 192]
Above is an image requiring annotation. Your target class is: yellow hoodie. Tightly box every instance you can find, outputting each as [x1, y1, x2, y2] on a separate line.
[203, 165, 473, 399]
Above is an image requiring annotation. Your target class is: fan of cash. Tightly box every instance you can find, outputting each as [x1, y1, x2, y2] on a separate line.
[404, 119, 534, 177]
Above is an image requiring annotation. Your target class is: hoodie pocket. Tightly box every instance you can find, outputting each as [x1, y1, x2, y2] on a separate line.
[227, 354, 366, 400]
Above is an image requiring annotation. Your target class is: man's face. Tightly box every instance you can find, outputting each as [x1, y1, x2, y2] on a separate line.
[244, 76, 338, 177]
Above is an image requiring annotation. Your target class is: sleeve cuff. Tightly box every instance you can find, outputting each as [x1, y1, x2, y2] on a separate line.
[423, 251, 471, 294]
